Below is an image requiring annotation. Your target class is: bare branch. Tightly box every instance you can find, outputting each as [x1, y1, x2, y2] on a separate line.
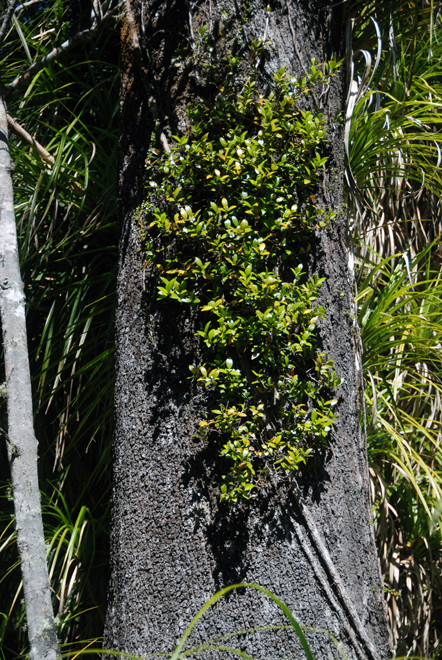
[0, 96, 61, 660]
[11, 0, 42, 8]
[7, 113, 55, 163]
[0, 0, 17, 46]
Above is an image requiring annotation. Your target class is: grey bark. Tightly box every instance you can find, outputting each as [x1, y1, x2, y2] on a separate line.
[105, 1, 390, 658]
[0, 97, 60, 660]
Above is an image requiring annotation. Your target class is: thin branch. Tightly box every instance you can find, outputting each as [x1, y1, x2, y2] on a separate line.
[90, 0, 104, 28]
[12, 0, 42, 8]
[7, 113, 87, 194]
[0, 96, 61, 660]
[7, 113, 54, 163]
[0, 0, 17, 46]
[6, 2, 123, 94]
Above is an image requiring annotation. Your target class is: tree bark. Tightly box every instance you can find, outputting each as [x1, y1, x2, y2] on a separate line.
[0, 97, 60, 660]
[105, 1, 390, 658]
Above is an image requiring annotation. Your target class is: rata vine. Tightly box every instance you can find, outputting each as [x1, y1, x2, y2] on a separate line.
[137, 63, 341, 502]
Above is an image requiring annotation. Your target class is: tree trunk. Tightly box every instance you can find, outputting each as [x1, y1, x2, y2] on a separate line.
[0, 97, 60, 660]
[105, 1, 390, 658]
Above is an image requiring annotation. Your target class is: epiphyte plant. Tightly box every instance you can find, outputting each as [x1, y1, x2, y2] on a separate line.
[138, 63, 341, 502]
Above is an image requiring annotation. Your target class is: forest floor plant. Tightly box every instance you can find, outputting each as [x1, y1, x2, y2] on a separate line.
[59, 585, 433, 660]
[61, 584, 352, 659]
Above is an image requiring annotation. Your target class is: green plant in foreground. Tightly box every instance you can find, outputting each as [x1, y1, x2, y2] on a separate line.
[61, 583, 345, 659]
[60, 583, 433, 659]
[137, 65, 340, 502]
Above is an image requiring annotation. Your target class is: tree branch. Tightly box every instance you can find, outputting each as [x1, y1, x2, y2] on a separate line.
[7, 113, 55, 163]
[0, 0, 17, 47]
[0, 96, 60, 660]
[6, 114, 87, 194]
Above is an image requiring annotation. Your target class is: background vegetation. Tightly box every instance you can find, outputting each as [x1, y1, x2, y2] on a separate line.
[0, 0, 440, 658]
[0, 1, 119, 653]
[349, 2, 442, 655]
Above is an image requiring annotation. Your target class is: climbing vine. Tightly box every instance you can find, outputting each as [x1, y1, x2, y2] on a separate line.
[138, 63, 341, 502]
